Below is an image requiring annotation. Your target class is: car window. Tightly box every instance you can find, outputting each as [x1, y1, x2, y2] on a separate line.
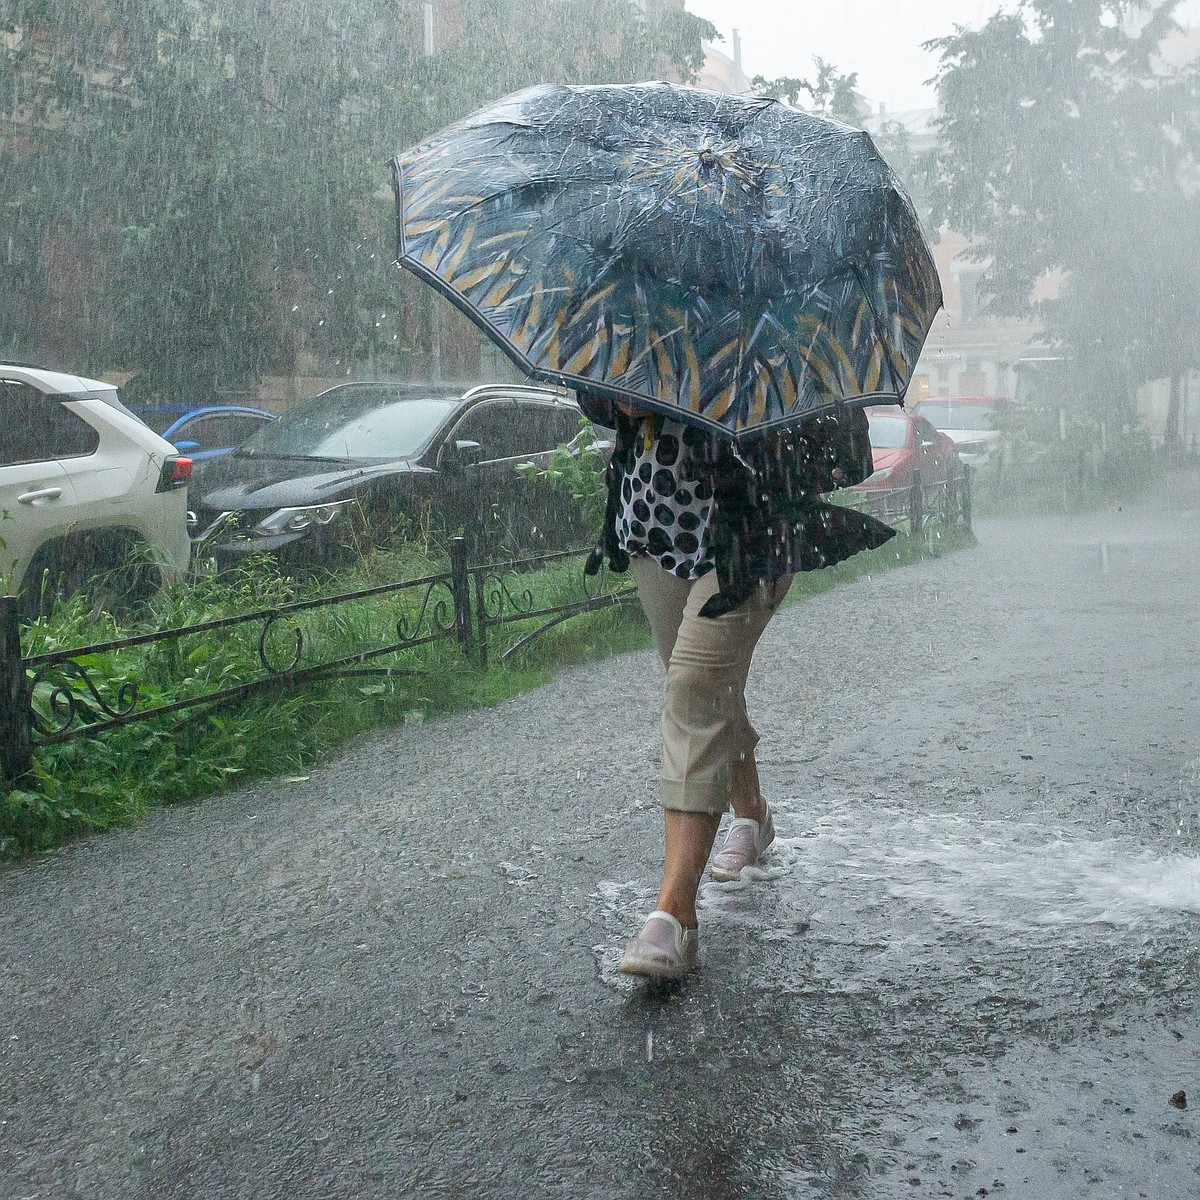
[451, 401, 579, 461]
[174, 412, 273, 448]
[450, 402, 523, 460]
[239, 392, 458, 461]
[866, 413, 910, 450]
[540, 405, 585, 448]
[0, 382, 100, 467]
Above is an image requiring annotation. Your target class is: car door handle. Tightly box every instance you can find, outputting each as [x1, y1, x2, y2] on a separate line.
[17, 487, 64, 505]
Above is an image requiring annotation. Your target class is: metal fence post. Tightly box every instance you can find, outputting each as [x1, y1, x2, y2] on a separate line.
[447, 536, 473, 656]
[961, 466, 973, 531]
[473, 568, 489, 671]
[908, 470, 924, 536]
[0, 596, 33, 786]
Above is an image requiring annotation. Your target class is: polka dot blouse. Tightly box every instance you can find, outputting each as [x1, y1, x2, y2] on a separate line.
[616, 417, 715, 580]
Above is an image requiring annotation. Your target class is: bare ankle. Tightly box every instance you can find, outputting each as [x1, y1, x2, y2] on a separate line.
[730, 795, 767, 823]
[654, 893, 699, 929]
[666, 909, 698, 929]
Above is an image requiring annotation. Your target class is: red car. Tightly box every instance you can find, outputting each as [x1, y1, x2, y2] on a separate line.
[853, 405, 961, 497]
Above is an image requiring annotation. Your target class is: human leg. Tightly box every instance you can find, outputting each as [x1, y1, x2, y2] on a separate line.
[627, 554, 691, 670]
[676, 576, 787, 888]
[620, 565, 790, 975]
[655, 808, 722, 927]
[656, 570, 791, 816]
[730, 755, 767, 822]
[620, 559, 705, 977]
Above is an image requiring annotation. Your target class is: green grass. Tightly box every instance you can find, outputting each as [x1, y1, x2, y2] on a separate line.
[1, 521, 972, 861]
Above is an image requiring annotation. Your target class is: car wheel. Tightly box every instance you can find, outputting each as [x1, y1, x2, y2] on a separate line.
[20, 534, 162, 622]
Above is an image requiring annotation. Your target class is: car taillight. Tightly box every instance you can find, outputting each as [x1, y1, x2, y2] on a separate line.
[158, 455, 193, 492]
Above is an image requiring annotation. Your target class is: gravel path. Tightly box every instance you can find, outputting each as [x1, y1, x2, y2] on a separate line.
[2, 473, 1198, 1199]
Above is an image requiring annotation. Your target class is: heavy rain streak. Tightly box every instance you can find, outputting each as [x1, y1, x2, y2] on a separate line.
[0, 2, 1197, 1198]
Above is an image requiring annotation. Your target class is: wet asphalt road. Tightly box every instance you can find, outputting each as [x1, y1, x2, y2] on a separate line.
[2, 474, 1198, 1200]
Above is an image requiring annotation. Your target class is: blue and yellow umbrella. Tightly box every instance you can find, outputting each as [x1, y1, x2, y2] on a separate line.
[391, 82, 941, 444]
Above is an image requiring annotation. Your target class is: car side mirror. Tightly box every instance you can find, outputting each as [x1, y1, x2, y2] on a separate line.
[448, 439, 483, 469]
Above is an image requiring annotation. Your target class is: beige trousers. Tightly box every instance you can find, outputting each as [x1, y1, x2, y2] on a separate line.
[630, 556, 792, 815]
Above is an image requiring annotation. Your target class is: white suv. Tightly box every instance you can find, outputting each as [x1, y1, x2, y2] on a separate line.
[0, 365, 192, 614]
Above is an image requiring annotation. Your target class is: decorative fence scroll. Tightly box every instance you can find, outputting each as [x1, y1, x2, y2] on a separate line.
[0, 538, 635, 785]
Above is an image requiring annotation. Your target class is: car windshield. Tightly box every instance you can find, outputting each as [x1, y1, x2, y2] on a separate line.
[867, 414, 910, 449]
[237, 387, 459, 461]
[916, 401, 1000, 432]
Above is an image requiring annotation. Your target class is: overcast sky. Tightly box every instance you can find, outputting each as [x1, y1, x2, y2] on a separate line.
[688, 0, 1200, 111]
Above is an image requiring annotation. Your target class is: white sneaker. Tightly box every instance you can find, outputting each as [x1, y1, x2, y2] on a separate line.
[710, 806, 775, 881]
[617, 911, 699, 980]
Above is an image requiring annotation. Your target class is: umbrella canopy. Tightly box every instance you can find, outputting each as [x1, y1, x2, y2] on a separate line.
[391, 82, 942, 443]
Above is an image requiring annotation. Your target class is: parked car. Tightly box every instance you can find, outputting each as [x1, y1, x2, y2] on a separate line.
[126, 401, 278, 461]
[0, 365, 192, 614]
[910, 395, 1013, 467]
[189, 381, 595, 570]
[852, 405, 961, 503]
[161, 405, 278, 461]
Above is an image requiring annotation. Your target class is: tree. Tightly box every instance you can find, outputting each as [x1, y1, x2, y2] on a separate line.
[1, 0, 424, 396]
[928, 0, 1200, 428]
[0, 0, 715, 398]
[412, 0, 715, 129]
[751, 57, 863, 124]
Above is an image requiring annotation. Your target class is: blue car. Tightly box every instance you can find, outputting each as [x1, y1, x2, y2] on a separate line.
[129, 404, 279, 462]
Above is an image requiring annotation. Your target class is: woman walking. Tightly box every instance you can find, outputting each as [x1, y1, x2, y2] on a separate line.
[579, 396, 893, 981]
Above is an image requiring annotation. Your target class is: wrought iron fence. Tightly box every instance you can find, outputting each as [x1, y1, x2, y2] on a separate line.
[0, 537, 635, 786]
[0, 467, 969, 788]
[848, 463, 973, 534]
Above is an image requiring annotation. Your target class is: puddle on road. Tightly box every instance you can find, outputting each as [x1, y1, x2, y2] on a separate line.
[821, 810, 1200, 930]
[592, 795, 1200, 990]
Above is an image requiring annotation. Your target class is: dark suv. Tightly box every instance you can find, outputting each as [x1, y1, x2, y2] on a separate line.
[189, 381, 597, 569]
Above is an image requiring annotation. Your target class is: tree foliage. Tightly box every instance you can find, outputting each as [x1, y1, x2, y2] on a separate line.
[928, 0, 1200, 418]
[0, 0, 715, 398]
[751, 57, 862, 124]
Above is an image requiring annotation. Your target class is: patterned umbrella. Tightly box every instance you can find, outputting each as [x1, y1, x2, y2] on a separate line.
[391, 82, 941, 443]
